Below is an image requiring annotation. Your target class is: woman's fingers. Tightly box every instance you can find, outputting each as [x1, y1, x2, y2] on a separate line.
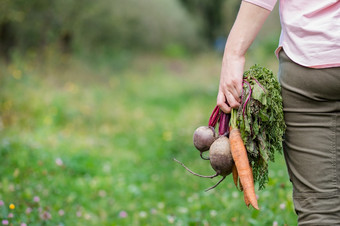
[217, 77, 242, 113]
[227, 91, 241, 108]
[217, 91, 231, 113]
[217, 90, 241, 114]
[227, 85, 242, 107]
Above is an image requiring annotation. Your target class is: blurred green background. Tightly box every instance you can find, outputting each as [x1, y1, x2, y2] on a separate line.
[0, 0, 297, 225]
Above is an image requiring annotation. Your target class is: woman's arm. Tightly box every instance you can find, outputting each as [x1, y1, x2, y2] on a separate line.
[217, 1, 271, 113]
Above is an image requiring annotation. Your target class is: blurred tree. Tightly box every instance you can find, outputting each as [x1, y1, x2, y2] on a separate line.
[179, 0, 223, 42]
[179, 0, 239, 43]
[72, 0, 202, 54]
[0, 0, 62, 54]
[0, 0, 18, 60]
[0, 0, 243, 59]
[0, 21, 16, 61]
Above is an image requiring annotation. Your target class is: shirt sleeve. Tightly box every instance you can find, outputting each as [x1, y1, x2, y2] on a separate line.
[242, 0, 277, 11]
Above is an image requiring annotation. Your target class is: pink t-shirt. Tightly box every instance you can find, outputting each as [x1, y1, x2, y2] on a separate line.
[244, 0, 340, 68]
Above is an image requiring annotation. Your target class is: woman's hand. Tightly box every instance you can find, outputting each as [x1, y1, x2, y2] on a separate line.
[215, 1, 271, 113]
[217, 54, 245, 113]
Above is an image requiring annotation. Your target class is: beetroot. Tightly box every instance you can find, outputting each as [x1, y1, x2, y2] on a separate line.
[174, 135, 233, 191]
[193, 126, 217, 159]
[174, 106, 233, 191]
[209, 136, 233, 177]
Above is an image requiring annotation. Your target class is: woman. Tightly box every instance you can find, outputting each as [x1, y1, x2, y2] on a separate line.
[217, 0, 340, 225]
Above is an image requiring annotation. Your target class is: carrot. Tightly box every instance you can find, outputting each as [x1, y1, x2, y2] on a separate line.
[243, 190, 250, 207]
[232, 164, 243, 191]
[241, 167, 255, 207]
[233, 164, 250, 206]
[233, 162, 245, 192]
[229, 127, 259, 210]
[232, 164, 238, 189]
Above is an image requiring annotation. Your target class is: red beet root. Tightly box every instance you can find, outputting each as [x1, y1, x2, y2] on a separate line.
[193, 126, 217, 152]
[174, 135, 233, 191]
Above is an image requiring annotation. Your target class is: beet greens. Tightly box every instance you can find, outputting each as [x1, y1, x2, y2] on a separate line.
[235, 65, 286, 189]
[174, 65, 284, 192]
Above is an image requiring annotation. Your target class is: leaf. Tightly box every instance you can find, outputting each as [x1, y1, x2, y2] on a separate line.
[251, 82, 266, 105]
[231, 64, 286, 190]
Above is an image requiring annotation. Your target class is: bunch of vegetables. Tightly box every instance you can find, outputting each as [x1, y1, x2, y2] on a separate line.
[174, 65, 285, 210]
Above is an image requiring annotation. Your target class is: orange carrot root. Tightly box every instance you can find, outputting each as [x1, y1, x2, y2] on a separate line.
[229, 128, 259, 210]
[239, 178, 243, 191]
[243, 190, 250, 207]
[232, 164, 239, 189]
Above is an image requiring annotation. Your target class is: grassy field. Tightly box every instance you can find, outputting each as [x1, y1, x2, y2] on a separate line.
[0, 52, 297, 225]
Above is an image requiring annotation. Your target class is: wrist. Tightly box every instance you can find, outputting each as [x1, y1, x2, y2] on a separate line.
[224, 40, 246, 59]
[222, 49, 245, 66]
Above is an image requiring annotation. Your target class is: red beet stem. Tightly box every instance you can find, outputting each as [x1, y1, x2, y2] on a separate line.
[209, 105, 221, 127]
[218, 112, 231, 136]
[218, 112, 225, 135]
[242, 80, 252, 118]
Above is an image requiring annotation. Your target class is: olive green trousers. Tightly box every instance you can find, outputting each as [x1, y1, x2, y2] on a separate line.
[278, 50, 340, 225]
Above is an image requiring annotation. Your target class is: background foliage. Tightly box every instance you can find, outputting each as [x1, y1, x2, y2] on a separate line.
[0, 0, 279, 56]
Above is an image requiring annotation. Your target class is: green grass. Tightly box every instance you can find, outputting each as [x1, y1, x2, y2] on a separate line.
[0, 52, 297, 225]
